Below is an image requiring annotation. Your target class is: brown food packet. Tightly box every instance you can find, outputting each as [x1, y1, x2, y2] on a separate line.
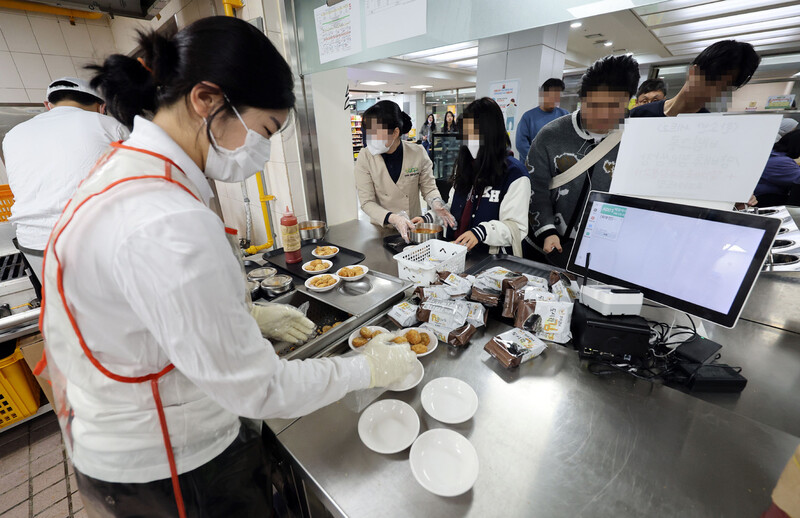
[470, 287, 500, 307]
[416, 307, 431, 322]
[447, 323, 478, 348]
[514, 299, 538, 329]
[501, 275, 527, 292]
[548, 270, 576, 286]
[484, 337, 522, 368]
[501, 288, 517, 318]
[437, 271, 452, 282]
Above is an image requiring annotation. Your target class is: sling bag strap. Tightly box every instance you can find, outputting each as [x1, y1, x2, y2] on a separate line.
[548, 130, 623, 190]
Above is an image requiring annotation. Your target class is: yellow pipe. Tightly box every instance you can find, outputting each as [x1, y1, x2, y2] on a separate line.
[243, 173, 276, 255]
[0, 0, 103, 19]
[222, 0, 243, 17]
[220, 3, 278, 256]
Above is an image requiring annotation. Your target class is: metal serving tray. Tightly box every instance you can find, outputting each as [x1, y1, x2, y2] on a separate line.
[296, 270, 412, 316]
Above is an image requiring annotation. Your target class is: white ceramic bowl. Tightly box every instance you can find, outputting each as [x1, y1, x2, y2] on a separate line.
[358, 399, 420, 454]
[302, 259, 333, 274]
[336, 265, 369, 281]
[304, 274, 340, 293]
[387, 359, 424, 391]
[420, 377, 478, 424]
[396, 328, 438, 358]
[311, 246, 340, 259]
[409, 429, 479, 497]
[348, 326, 390, 351]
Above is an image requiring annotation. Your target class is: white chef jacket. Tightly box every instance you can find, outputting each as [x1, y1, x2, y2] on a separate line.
[2, 106, 129, 250]
[54, 116, 370, 483]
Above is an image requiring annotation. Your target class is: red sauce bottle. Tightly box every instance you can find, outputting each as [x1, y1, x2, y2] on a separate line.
[281, 206, 302, 264]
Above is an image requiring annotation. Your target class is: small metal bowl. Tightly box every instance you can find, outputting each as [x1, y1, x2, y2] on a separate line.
[410, 223, 443, 244]
[248, 280, 261, 300]
[247, 267, 277, 283]
[261, 274, 293, 297]
[299, 220, 327, 240]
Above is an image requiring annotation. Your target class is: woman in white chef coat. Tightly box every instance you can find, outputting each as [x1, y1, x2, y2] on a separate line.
[38, 17, 415, 518]
[354, 101, 456, 241]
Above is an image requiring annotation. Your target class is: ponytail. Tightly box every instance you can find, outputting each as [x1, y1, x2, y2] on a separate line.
[363, 100, 412, 135]
[88, 16, 295, 130]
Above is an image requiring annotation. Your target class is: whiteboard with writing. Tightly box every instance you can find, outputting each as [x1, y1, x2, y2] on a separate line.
[610, 115, 782, 203]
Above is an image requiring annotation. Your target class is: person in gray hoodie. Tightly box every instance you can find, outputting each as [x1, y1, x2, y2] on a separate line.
[524, 55, 639, 266]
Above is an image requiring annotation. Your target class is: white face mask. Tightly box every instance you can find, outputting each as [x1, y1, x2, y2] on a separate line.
[366, 134, 396, 156]
[466, 139, 480, 160]
[205, 102, 271, 183]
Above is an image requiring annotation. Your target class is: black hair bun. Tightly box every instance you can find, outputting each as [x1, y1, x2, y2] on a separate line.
[401, 112, 412, 134]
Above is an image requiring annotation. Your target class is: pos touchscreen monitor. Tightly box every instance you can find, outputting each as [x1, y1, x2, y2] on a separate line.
[566, 192, 780, 328]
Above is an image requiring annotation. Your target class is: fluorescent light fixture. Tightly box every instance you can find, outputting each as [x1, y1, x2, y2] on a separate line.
[668, 34, 800, 55]
[411, 84, 433, 89]
[666, 28, 800, 53]
[400, 41, 478, 61]
[423, 47, 479, 63]
[761, 53, 800, 66]
[635, 0, 721, 17]
[450, 58, 478, 69]
[651, 5, 800, 38]
[658, 16, 800, 45]
[360, 81, 387, 86]
[570, 21, 583, 28]
[604, 41, 613, 47]
[568, 0, 633, 19]
[640, 0, 793, 28]
[658, 65, 689, 75]
[793, 72, 800, 77]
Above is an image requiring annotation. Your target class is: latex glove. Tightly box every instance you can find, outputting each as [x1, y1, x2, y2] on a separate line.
[388, 210, 416, 243]
[361, 333, 417, 388]
[250, 303, 316, 345]
[430, 197, 457, 229]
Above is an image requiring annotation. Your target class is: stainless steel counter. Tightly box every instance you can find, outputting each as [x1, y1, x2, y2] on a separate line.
[268, 218, 800, 518]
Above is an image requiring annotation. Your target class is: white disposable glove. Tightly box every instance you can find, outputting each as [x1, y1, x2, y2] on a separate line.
[429, 197, 457, 229]
[388, 210, 416, 243]
[361, 333, 417, 388]
[250, 303, 316, 345]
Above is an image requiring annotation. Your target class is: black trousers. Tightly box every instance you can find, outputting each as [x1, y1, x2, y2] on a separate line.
[75, 422, 273, 518]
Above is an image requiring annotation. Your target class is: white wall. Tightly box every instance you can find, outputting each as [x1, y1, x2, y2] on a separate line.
[476, 23, 569, 158]
[311, 67, 359, 226]
[0, 9, 119, 103]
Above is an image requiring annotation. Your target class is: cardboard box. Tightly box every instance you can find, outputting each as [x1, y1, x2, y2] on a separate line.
[18, 333, 54, 407]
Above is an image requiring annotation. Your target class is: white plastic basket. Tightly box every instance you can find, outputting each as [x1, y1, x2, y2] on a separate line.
[393, 239, 468, 286]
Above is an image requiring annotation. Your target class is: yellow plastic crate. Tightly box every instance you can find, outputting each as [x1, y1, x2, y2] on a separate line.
[0, 185, 14, 223]
[0, 347, 40, 428]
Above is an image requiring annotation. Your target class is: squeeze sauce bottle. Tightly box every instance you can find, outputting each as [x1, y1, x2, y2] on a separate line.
[281, 206, 303, 264]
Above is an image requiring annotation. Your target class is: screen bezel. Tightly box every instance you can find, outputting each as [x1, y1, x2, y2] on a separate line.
[566, 191, 781, 328]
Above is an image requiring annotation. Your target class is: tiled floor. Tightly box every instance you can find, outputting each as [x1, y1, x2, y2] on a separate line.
[0, 412, 86, 518]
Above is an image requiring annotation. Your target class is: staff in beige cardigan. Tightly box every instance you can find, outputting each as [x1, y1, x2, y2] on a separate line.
[354, 101, 455, 241]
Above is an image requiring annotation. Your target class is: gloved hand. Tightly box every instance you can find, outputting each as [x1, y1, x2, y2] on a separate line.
[250, 303, 316, 345]
[388, 210, 416, 243]
[430, 197, 457, 229]
[361, 333, 417, 388]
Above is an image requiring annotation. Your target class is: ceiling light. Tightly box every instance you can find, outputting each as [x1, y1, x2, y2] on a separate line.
[640, 0, 793, 28]
[658, 16, 800, 45]
[411, 84, 433, 89]
[568, 0, 634, 19]
[400, 41, 478, 60]
[793, 72, 800, 77]
[570, 21, 583, 28]
[423, 47, 479, 63]
[650, 4, 800, 38]
[604, 41, 613, 47]
[360, 81, 387, 86]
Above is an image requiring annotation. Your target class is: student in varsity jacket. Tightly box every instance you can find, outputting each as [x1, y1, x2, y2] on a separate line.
[524, 55, 640, 266]
[415, 97, 530, 254]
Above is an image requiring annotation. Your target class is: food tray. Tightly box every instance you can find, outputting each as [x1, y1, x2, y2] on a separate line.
[263, 241, 365, 279]
[393, 239, 467, 286]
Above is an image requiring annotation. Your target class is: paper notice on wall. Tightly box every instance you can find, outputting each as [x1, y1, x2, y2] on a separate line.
[315, 0, 362, 64]
[489, 80, 520, 132]
[365, 0, 427, 48]
[610, 115, 782, 204]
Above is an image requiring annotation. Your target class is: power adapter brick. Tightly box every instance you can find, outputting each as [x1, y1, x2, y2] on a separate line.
[678, 363, 747, 393]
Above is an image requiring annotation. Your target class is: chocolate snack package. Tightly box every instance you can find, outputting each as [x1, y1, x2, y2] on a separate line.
[523, 274, 549, 291]
[470, 287, 500, 307]
[484, 328, 547, 368]
[421, 322, 451, 343]
[532, 301, 573, 344]
[514, 299, 537, 329]
[414, 285, 451, 301]
[548, 270, 579, 302]
[464, 301, 488, 327]
[388, 300, 419, 327]
[447, 323, 478, 348]
[501, 275, 527, 293]
[501, 288, 526, 319]
[419, 300, 469, 328]
[475, 266, 517, 291]
[524, 287, 556, 302]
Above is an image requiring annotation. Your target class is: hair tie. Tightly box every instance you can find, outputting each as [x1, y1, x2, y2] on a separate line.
[137, 57, 153, 75]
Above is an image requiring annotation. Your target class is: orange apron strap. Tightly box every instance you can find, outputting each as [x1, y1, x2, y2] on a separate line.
[33, 349, 47, 376]
[151, 378, 188, 518]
